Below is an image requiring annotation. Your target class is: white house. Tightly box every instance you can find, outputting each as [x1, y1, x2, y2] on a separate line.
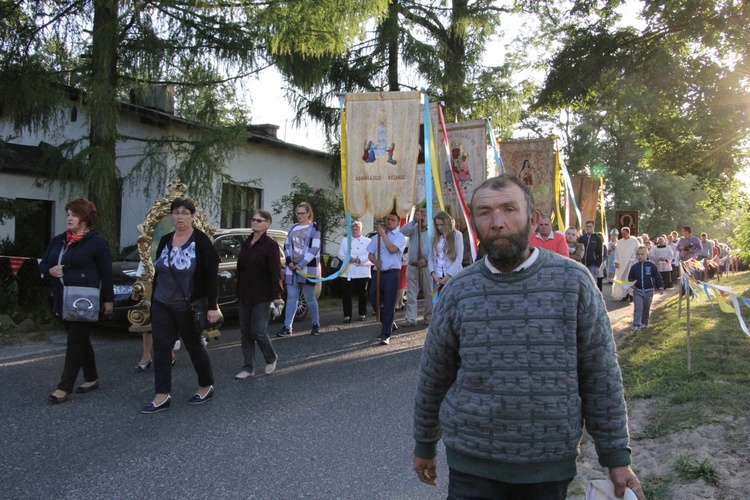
[0, 85, 346, 256]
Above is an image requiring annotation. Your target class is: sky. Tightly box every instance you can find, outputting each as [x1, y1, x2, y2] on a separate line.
[246, 70, 327, 150]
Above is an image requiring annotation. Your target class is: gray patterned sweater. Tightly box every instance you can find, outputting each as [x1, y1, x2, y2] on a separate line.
[413, 249, 632, 483]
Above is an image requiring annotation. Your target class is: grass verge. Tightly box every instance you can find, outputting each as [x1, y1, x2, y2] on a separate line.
[618, 271, 750, 429]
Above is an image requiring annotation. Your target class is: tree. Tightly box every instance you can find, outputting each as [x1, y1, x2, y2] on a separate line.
[1, 0, 389, 247]
[529, 0, 750, 213]
[275, 0, 527, 176]
[271, 178, 345, 255]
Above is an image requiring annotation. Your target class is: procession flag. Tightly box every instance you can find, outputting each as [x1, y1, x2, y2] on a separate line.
[345, 91, 421, 217]
[498, 137, 557, 218]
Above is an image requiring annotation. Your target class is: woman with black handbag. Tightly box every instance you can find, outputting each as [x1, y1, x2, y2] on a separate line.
[40, 198, 114, 404]
[141, 197, 221, 414]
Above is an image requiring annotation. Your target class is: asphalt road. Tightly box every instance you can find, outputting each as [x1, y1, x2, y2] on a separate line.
[0, 284, 659, 499]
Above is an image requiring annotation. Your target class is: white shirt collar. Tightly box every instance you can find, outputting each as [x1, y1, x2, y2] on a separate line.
[484, 247, 539, 274]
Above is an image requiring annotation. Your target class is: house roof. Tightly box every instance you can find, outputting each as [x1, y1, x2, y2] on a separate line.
[61, 84, 330, 160]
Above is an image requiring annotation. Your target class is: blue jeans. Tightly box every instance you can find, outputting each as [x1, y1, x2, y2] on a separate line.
[151, 300, 214, 394]
[633, 289, 654, 327]
[284, 281, 320, 329]
[370, 269, 399, 338]
[448, 468, 571, 500]
[239, 302, 277, 371]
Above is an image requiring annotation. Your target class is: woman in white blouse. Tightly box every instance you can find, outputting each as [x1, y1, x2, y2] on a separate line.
[337, 220, 372, 323]
[428, 211, 464, 288]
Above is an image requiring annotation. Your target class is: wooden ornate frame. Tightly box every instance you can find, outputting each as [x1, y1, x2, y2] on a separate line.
[127, 179, 216, 333]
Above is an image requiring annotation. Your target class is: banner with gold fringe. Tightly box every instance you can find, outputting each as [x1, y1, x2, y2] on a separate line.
[345, 91, 421, 217]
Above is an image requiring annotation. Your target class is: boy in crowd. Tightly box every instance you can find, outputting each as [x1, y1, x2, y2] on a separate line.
[628, 246, 665, 332]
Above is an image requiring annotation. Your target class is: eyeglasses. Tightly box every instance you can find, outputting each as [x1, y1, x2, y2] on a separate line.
[296, 212, 308, 216]
[251, 218, 267, 223]
[172, 211, 192, 217]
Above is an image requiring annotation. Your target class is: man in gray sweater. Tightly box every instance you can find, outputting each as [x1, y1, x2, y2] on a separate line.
[413, 175, 644, 499]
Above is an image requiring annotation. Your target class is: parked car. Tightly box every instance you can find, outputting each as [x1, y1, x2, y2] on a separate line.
[110, 228, 321, 326]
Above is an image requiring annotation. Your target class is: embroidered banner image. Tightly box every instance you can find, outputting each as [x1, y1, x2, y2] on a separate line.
[436, 119, 487, 217]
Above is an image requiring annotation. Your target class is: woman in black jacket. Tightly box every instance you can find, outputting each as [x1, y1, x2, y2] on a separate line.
[234, 209, 283, 380]
[141, 197, 221, 414]
[39, 198, 114, 404]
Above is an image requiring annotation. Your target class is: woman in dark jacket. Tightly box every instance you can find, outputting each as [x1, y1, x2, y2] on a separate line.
[234, 209, 283, 380]
[141, 197, 221, 414]
[39, 198, 114, 404]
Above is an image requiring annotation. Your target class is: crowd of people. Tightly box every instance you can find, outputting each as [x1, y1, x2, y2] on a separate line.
[46, 180, 744, 498]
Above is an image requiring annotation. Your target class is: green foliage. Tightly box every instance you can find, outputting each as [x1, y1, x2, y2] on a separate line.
[0, 198, 39, 226]
[729, 208, 750, 265]
[277, 0, 520, 145]
[530, 0, 750, 207]
[271, 178, 344, 252]
[674, 454, 720, 486]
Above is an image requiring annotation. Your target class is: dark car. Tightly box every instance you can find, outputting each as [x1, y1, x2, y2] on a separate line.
[110, 228, 321, 326]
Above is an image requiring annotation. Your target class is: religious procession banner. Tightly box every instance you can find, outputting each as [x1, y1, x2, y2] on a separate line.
[435, 119, 487, 218]
[570, 175, 600, 226]
[345, 91, 421, 217]
[498, 138, 556, 217]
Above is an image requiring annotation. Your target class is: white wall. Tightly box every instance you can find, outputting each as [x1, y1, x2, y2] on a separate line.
[2, 97, 345, 252]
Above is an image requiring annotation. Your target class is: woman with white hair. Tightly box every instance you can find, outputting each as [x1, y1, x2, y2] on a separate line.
[336, 220, 372, 323]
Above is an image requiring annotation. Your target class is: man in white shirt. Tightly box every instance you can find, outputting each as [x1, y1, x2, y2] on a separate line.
[367, 212, 407, 345]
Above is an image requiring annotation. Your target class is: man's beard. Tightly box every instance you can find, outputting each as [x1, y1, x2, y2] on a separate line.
[478, 221, 532, 269]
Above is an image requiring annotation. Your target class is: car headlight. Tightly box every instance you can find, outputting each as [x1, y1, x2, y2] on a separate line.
[113, 284, 134, 296]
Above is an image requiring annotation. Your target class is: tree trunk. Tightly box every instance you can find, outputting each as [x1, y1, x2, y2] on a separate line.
[89, 0, 120, 249]
[386, 0, 400, 91]
[443, 0, 469, 121]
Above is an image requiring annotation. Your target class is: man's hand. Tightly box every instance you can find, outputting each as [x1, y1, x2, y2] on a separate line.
[609, 465, 645, 500]
[413, 456, 437, 486]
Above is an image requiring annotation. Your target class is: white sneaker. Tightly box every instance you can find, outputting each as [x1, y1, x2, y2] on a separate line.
[633, 325, 641, 333]
[235, 370, 254, 380]
[265, 358, 277, 375]
[640, 324, 648, 329]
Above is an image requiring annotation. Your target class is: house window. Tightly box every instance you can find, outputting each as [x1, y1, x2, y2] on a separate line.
[221, 184, 261, 228]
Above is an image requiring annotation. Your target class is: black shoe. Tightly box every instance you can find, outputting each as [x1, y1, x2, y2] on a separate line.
[47, 393, 69, 404]
[75, 380, 100, 394]
[188, 386, 214, 405]
[391, 322, 398, 332]
[135, 360, 152, 372]
[141, 396, 171, 414]
[380, 338, 390, 345]
[276, 326, 292, 338]
[311, 323, 320, 336]
[621, 297, 629, 302]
